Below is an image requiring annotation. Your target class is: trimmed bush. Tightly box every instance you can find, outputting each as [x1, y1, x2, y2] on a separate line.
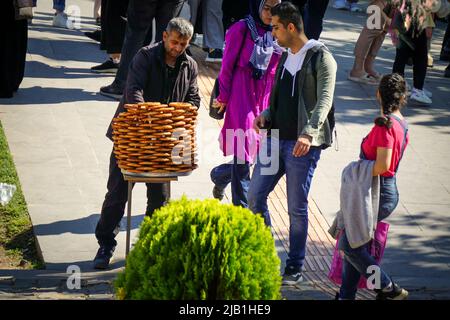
[115, 197, 281, 300]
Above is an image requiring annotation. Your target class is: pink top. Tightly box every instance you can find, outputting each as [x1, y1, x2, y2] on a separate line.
[361, 118, 409, 177]
[217, 21, 281, 163]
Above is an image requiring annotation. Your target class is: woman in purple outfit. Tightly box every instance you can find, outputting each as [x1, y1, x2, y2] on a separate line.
[210, 0, 282, 207]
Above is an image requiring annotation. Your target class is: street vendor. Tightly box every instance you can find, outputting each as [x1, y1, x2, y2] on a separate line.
[94, 17, 200, 269]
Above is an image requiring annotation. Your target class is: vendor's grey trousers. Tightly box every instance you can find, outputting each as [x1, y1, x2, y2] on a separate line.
[188, 0, 224, 50]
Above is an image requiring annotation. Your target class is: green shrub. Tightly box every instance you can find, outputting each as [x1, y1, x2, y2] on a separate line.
[114, 197, 281, 300]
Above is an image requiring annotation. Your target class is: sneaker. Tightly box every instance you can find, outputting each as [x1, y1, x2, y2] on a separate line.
[427, 54, 433, 68]
[99, 82, 123, 100]
[205, 49, 223, 63]
[349, 2, 362, 12]
[282, 265, 303, 285]
[410, 88, 432, 105]
[375, 282, 409, 300]
[191, 33, 204, 48]
[93, 245, 115, 270]
[53, 12, 74, 29]
[84, 30, 101, 42]
[91, 58, 119, 74]
[212, 185, 225, 201]
[333, 0, 349, 10]
[445, 65, 450, 78]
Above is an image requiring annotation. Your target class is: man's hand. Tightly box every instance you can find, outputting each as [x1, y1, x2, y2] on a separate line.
[293, 135, 312, 157]
[253, 114, 266, 133]
[212, 99, 226, 114]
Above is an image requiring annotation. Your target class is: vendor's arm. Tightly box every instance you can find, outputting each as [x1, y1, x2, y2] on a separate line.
[124, 48, 152, 104]
[185, 61, 201, 109]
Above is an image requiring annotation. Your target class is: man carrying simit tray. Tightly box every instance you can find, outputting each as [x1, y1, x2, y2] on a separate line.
[93, 17, 200, 269]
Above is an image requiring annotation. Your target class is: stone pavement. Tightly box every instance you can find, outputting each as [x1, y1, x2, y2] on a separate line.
[0, 0, 449, 299]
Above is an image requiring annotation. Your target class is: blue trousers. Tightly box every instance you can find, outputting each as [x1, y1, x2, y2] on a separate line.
[339, 176, 399, 299]
[248, 137, 321, 270]
[210, 157, 250, 208]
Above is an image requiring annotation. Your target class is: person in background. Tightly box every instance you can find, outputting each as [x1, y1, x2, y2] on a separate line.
[188, 0, 225, 62]
[286, 0, 330, 40]
[99, 0, 185, 100]
[348, 0, 393, 85]
[210, 0, 282, 207]
[1, 0, 29, 98]
[90, 0, 129, 74]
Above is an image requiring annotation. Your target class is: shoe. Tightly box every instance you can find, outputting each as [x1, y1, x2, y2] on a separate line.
[191, 33, 204, 48]
[410, 88, 432, 105]
[282, 265, 303, 285]
[84, 30, 101, 42]
[53, 12, 74, 29]
[205, 49, 223, 63]
[93, 245, 115, 270]
[212, 185, 225, 201]
[100, 82, 123, 100]
[349, 2, 362, 12]
[91, 58, 119, 74]
[427, 54, 433, 68]
[348, 73, 379, 85]
[375, 282, 409, 300]
[333, 0, 349, 10]
[445, 65, 450, 78]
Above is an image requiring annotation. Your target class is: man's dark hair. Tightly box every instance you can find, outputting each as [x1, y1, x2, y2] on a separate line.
[270, 2, 303, 32]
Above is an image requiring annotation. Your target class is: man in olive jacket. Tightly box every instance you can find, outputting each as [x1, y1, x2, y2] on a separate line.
[249, 2, 337, 285]
[94, 18, 200, 269]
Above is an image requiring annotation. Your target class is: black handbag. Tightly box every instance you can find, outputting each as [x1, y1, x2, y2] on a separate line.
[209, 26, 248, 120]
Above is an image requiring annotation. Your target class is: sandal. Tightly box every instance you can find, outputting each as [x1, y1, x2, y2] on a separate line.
[348, 73, 379, 85]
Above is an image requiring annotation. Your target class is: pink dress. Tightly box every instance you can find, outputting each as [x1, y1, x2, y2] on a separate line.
[217, 21, 281, 164]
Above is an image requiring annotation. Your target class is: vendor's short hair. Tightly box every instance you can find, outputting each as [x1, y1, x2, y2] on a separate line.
[166, 17, 194, 39]
[271, 2, 303, 32]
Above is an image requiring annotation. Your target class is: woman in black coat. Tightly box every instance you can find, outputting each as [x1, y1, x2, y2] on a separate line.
[0, 0, 28, 98]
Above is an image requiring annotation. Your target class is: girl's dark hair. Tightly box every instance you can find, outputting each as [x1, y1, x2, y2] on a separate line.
[375, 73, 407, 128]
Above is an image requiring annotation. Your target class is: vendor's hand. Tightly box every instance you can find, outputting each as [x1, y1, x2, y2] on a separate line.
[253, 114, 266, 133]
[213, 99, 226, 114]
[293, 135, 312, 157]
[425, 27, 433, 39]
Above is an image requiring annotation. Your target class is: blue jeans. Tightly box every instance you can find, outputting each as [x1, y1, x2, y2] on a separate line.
[33, 0, 65, 12]
[210, 157, 250, 208]
[339, 176, 399, 300]
[248, 137, 321, 270]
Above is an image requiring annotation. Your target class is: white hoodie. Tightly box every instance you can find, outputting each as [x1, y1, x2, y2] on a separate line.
[280, 39, 326, 97]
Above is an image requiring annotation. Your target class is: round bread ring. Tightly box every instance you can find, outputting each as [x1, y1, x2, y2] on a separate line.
[142, 102, 161, 107]
[170, 121, 186, 127]
[138, 155, 159, 160]
[151, 119, 174, 125]
[151, 107, 175, 113]
[171, 115, 185, 121]
[171, 109, 186, 116]
[170, 102, 192, 109]
[151, 125, 173, 130]
[151, 113, 173, 119]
